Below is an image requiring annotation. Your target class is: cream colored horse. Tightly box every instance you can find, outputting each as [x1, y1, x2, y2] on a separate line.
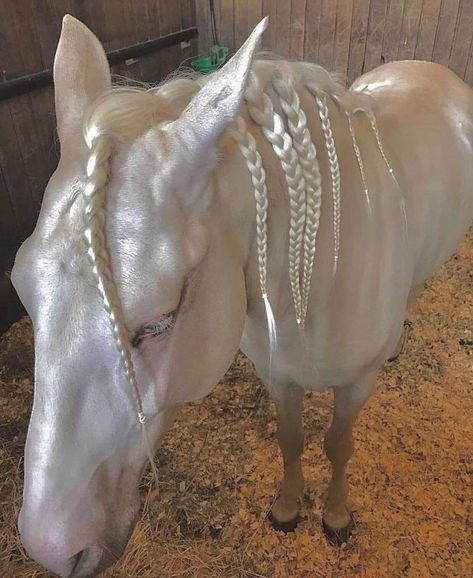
[12, 16, 473, 578]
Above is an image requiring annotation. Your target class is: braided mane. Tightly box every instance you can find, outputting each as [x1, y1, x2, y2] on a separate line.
[81, 58, 391, 440]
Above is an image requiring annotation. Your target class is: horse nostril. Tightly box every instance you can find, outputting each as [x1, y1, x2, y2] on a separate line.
[69, 549, 86, 577]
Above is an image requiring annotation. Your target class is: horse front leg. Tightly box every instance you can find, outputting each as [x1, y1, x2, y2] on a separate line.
[269, 382, 305, 531]
[323, 371, 376, 543]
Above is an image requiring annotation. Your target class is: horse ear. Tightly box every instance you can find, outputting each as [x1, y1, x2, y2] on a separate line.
[175, 17, 268, 149]
[53, 15, 111, 154]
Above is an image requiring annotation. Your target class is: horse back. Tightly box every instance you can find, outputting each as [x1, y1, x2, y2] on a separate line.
[351, 60, 473, 285]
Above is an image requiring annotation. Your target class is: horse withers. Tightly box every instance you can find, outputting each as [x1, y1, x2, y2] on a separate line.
[11, 16, 473, 577]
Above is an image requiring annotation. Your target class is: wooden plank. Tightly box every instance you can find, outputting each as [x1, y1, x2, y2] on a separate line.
[147, 0, 163, 43]
[234, 0, 249, 49]
[449, 0, 473, 79]
[105, 0, 131, 77]
[318, 0, 337, 70]
[398, 0, 423, 60]
[275, 0, 291, 57]
[248, 0, 263, 35]
[364, 0, 388, 73]
[290, 0, 307, 60]
[31, 0, 60, 69]
[432, 0, 460, 66]
[28, 87, 59, 190]
[0, 1, 29, 80]
[195, 0, 211, 53]
[218, 0, 235, 52]
[0, 4, 16, 82]
[0, 165, 21, 251]
[159, 0, 173, 36]
[333, 0, 355, 81]
[9, 93, 52, 213]
[47, 0, 72, 33]
[181, 0, 196, 30]
[130, 0, 150, 78]
[10, 1, 45, 74]
[465, 41, 473, 85]
[415, 0, 442, 61]
[68, 0, 109, 48]
[137, 44, 190, 83]
[0, 103, 36, 234]
[28, 3, 62, 170]
[382, 0, 405, 64]
[118, 0, 142, 79]
[262, 0, 278, 53]
[304, 0, 323, 62]
[1, 1, 45, 234]
[347, 0, 371, 84]
[156, 0, 178, 78]
[132, 0, 151, 42]
[97, 0, 120, 50]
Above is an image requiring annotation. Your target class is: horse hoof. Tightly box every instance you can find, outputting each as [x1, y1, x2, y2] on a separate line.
[269, 511, 300, 533]
[322, 513, 355, 546]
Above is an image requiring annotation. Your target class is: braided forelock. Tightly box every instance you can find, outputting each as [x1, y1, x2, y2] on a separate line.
[245, 80, 307, 327]
[82, 116, 160, 485]
[272, 73, 323, 326]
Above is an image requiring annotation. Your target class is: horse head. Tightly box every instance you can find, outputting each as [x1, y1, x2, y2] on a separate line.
[12, 15, 267, 577]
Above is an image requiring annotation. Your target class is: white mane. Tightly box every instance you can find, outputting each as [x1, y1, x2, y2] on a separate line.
[80, 58, 392, 467]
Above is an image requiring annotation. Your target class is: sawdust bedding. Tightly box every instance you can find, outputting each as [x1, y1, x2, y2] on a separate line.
[0, 231, 471, 578]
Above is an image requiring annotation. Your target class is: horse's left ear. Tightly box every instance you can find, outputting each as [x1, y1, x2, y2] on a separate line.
[174, 17, 268, 149]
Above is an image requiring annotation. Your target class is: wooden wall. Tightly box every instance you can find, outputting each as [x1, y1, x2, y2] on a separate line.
[0, 1, 197, 333]
[197, 0, 473, 86]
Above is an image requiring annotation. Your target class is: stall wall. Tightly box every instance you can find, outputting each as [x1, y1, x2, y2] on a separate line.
[0, 1, 197, 332]
[197, 0, 473, 86]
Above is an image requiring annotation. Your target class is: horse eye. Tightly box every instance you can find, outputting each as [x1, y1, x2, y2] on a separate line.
[132, 312, 175, 347]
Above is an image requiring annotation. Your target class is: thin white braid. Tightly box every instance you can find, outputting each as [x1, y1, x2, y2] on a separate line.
[308, 88, 341, 277]
[365, 111, 408, 239]
[228, 116, 277, 366]
[272, 76, 323, 325]
[347, 114, 372, 216]
[83, 127, 160, 486]
[245, 88, 306, 326]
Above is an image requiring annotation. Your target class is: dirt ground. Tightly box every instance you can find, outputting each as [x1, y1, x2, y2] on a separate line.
[0, 232, 471, 578]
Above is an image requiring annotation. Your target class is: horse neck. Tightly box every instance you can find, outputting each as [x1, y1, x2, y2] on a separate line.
[213, 75, 343, 327]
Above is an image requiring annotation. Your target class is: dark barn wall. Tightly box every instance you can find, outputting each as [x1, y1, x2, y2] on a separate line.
[0, 1, 197, 333]
[197, 0, 473, 86]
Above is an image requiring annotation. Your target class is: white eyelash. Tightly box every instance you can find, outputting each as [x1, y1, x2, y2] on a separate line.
[143, 313, 174, 336]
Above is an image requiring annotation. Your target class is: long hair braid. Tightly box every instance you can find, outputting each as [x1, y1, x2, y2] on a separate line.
[272, 75, 323, 325]
[83, 124, 160, 486]
[229, 115, 277, 365]
[307, 87, 341, 277]
[365, 111, 408, 239]
[347, 113, 372, 215]
[245, 87, 306, 326]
